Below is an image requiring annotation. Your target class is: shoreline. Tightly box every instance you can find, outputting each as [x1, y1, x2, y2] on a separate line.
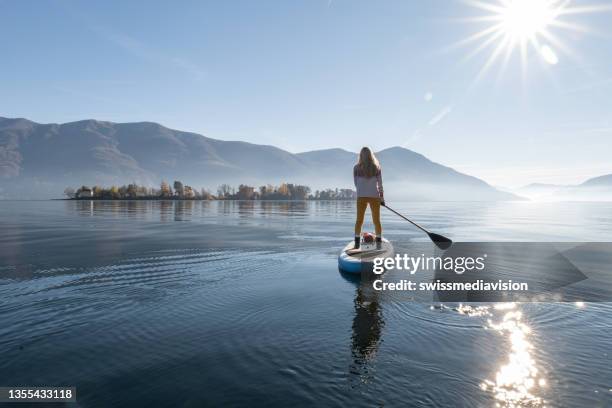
[62, 198, 354, 202]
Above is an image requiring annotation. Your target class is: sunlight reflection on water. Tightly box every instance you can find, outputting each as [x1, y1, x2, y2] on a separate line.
[482, 303, 546, 408]
[449, 303, 547, 407]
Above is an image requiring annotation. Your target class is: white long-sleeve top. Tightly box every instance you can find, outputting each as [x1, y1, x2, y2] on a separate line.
[353, 165, 384, 198]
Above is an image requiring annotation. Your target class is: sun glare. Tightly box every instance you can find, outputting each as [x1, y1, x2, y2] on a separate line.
[455, 0, 612, 81]
[500, 0, 558, 39]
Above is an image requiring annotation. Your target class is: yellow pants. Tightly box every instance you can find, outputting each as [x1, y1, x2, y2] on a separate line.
[355, 197, 382, 236]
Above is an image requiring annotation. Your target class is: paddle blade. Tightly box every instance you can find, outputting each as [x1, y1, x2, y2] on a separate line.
[428, 232, 453, 250]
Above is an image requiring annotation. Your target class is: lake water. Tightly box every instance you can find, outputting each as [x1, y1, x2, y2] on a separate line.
[0, 200, 611, 407]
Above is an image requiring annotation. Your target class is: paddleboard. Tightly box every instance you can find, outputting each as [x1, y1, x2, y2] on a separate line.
[338, 238, 394, 274]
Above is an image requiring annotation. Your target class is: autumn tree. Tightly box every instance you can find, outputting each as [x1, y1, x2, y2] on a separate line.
[183, 185, 194, 198]
[237, 184, 255, 200]
[92, 186, 103, 198]
[160, 181, 171, 197]
[277, 183, 289, 197]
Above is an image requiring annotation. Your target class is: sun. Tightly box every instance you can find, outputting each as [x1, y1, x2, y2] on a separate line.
[498, 0, 560, 40]
[454, 0, 611, 81]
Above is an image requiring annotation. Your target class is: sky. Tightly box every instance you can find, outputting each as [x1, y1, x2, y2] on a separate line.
[2, 0, 612, 188]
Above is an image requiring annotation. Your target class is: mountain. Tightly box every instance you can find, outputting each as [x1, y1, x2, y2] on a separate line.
[580, 174, 612, 188]
[513, 176, 612, 201]
[298, 146, 519, 201]
[515, 183, 567, 200]
[0, 116, 520, 200]
[569, 174, 612, 201]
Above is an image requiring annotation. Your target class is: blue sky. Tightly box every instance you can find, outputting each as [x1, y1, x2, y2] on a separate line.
[2, 0, 612, 187]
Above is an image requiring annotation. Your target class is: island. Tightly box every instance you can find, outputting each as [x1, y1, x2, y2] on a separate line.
[64, 181, 357, 201]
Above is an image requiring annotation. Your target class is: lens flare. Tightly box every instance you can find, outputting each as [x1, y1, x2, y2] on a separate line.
[453, 0, 612, 81]
[540, 45, 559, 64]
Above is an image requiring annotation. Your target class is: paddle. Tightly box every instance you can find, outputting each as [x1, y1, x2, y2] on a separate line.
[382, 204, 453, 250]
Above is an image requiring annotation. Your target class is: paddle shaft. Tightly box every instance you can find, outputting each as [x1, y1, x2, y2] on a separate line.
[382, 204, 430, 234]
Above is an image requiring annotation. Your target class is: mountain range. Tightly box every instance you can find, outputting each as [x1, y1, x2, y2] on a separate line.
[515, 176, 612, 201]
[0, 116, 608, 201]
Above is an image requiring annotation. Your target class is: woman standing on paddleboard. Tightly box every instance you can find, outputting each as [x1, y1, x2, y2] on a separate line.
[353, 147, 385, 249]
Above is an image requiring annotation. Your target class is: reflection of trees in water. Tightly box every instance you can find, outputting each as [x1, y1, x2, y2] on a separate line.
[198, 200, 211, 218]
[73, 199, 93, 216]
[125, 200, 149, 218]
[259, 201, 307, 217]
[174, 200, 194, 221]
[155, 200, 173, 222]
[68, 199, 352, 222]
[237, 200, 255, 216]
[260, 201, 274, 216]
[210, 200, 313, 218]
[312, 199, 354, 217]
[284, 201, 307, 215]
[220, 200, 233, 215]
[72, 200, 153, 218]
[350, 281, 384, 385]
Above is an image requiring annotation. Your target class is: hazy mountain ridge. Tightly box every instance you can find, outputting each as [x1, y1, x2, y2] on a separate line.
[581, 174, 612, 187]
[514, 176, 612, 201]
[1, 116, 523, 200]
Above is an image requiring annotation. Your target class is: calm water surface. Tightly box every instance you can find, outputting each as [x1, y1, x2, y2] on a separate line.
[0, 200, 611, 407]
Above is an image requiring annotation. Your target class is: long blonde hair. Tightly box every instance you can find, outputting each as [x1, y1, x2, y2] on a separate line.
[356, 147, 380, 177]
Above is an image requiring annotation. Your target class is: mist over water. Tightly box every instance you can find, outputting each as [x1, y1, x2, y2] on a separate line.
[0, 200, 611, 407]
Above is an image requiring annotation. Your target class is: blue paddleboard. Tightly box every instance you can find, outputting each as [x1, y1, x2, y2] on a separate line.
[338, 238, 394, 274]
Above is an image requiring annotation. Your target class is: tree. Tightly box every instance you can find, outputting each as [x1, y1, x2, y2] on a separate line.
[237, 184, 255, 200]
[64, 187, 76, 199]
[217, 184, 232, 199]
[184, 185, 194, 198]
[160, 181, 171, 197]
[93, 186, 103, 198]
[201, 188, 212, 199]
[127, 183, 138, 198]
[174, 181, 184, 197]
[294, 185, 310, 200]
[278, 183, 289, 197]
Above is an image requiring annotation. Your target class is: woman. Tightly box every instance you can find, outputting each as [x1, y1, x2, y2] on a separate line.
[353, 147, 384, 249]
